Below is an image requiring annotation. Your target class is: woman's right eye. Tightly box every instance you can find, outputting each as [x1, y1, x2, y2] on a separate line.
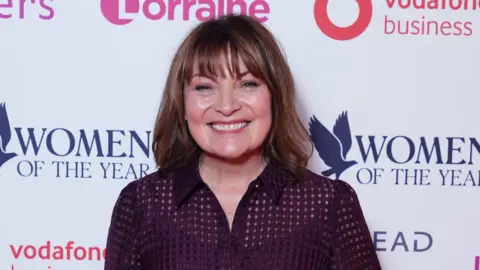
[194, 85, 212, 91]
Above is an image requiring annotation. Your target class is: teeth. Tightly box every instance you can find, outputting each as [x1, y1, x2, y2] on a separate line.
[211, 122, 248, 131]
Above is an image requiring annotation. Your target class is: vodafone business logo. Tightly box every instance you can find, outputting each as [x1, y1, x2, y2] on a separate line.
[313, 0, 373, 41]
[314, 0, 476, 39]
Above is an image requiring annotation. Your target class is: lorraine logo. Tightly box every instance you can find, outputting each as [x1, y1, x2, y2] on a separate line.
[101, 0, 140, 25]
[100, 0, 271, 26]
[313, 0, 373, 41]
[308, 111, 357, 179]
[0, 103, 17, 169]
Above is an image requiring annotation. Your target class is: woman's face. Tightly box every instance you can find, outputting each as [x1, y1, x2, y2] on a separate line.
[184, 56, 272, 160]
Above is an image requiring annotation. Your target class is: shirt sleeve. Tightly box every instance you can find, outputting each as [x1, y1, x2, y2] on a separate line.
[104, 180, 142, 270]
[330, 180, 382, 270]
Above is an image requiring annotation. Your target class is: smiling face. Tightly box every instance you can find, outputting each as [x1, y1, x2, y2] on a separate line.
[152, 15, 313, 175]
[184, 56, 272, 161]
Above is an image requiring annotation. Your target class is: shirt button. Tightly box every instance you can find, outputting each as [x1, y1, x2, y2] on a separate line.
[231, 240, 239, 252]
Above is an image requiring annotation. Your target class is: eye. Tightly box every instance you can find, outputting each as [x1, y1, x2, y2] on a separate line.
[241, 81, 259, 88]
[194, 84, 212, 91]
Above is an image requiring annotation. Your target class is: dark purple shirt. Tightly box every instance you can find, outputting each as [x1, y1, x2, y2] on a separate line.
[104, 156, 382, 269]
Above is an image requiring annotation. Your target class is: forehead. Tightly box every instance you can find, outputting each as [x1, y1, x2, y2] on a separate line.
[184, 39, 268, 83]
[191, 53, 248, 77]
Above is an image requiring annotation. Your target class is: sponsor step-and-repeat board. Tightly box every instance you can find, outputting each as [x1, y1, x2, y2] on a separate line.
[1, 0, 478, 269]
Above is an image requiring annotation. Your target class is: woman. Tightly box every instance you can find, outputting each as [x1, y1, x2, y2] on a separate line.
[104, 14, 382, 270]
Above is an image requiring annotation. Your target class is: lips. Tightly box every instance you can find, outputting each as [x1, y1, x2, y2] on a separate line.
[208, 121, 251, 132]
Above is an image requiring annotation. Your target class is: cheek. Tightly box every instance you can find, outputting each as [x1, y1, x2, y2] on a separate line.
[184, 92, 214, 122]
[243, 89, 272, 137]
[247, 88, 272, 119]
[184, 92, 216, 146]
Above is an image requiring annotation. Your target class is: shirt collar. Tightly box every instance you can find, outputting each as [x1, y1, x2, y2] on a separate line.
[171, 155, 294, 207]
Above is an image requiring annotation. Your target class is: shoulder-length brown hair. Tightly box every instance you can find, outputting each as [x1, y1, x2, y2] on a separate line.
[152, 14, 313, 178]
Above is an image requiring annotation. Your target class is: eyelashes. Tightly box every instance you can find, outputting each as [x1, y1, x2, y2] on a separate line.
[241, 81, 259, 88]
[194, 85, 212, 91]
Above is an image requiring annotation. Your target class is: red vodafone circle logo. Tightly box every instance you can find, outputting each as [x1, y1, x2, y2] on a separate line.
[314, 0, 373, 41]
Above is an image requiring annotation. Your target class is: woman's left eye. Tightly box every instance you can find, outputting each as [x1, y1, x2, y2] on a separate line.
[241, 81, 259, 88]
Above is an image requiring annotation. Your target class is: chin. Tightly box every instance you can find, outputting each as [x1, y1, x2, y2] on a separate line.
[206, 146, 257, 161]
[212, 151, 247, 160]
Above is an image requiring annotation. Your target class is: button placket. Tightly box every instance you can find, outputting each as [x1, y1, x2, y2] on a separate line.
[229, 181, 262, 269]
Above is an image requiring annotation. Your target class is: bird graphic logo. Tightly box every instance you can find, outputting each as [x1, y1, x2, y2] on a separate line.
[309, 111, 357, 180]
[0, 103, 18, 169]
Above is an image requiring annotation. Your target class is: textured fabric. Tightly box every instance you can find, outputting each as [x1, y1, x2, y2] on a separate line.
[104, 156, 382, 270]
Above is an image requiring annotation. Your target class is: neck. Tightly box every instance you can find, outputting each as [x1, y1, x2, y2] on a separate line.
[199, 151, 266, 187]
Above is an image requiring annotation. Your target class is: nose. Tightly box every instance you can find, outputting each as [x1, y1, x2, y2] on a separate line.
[214, 88, 241, 116]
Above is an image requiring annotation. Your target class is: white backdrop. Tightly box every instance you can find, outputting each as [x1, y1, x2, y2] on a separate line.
[1, 0, 479, 269]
